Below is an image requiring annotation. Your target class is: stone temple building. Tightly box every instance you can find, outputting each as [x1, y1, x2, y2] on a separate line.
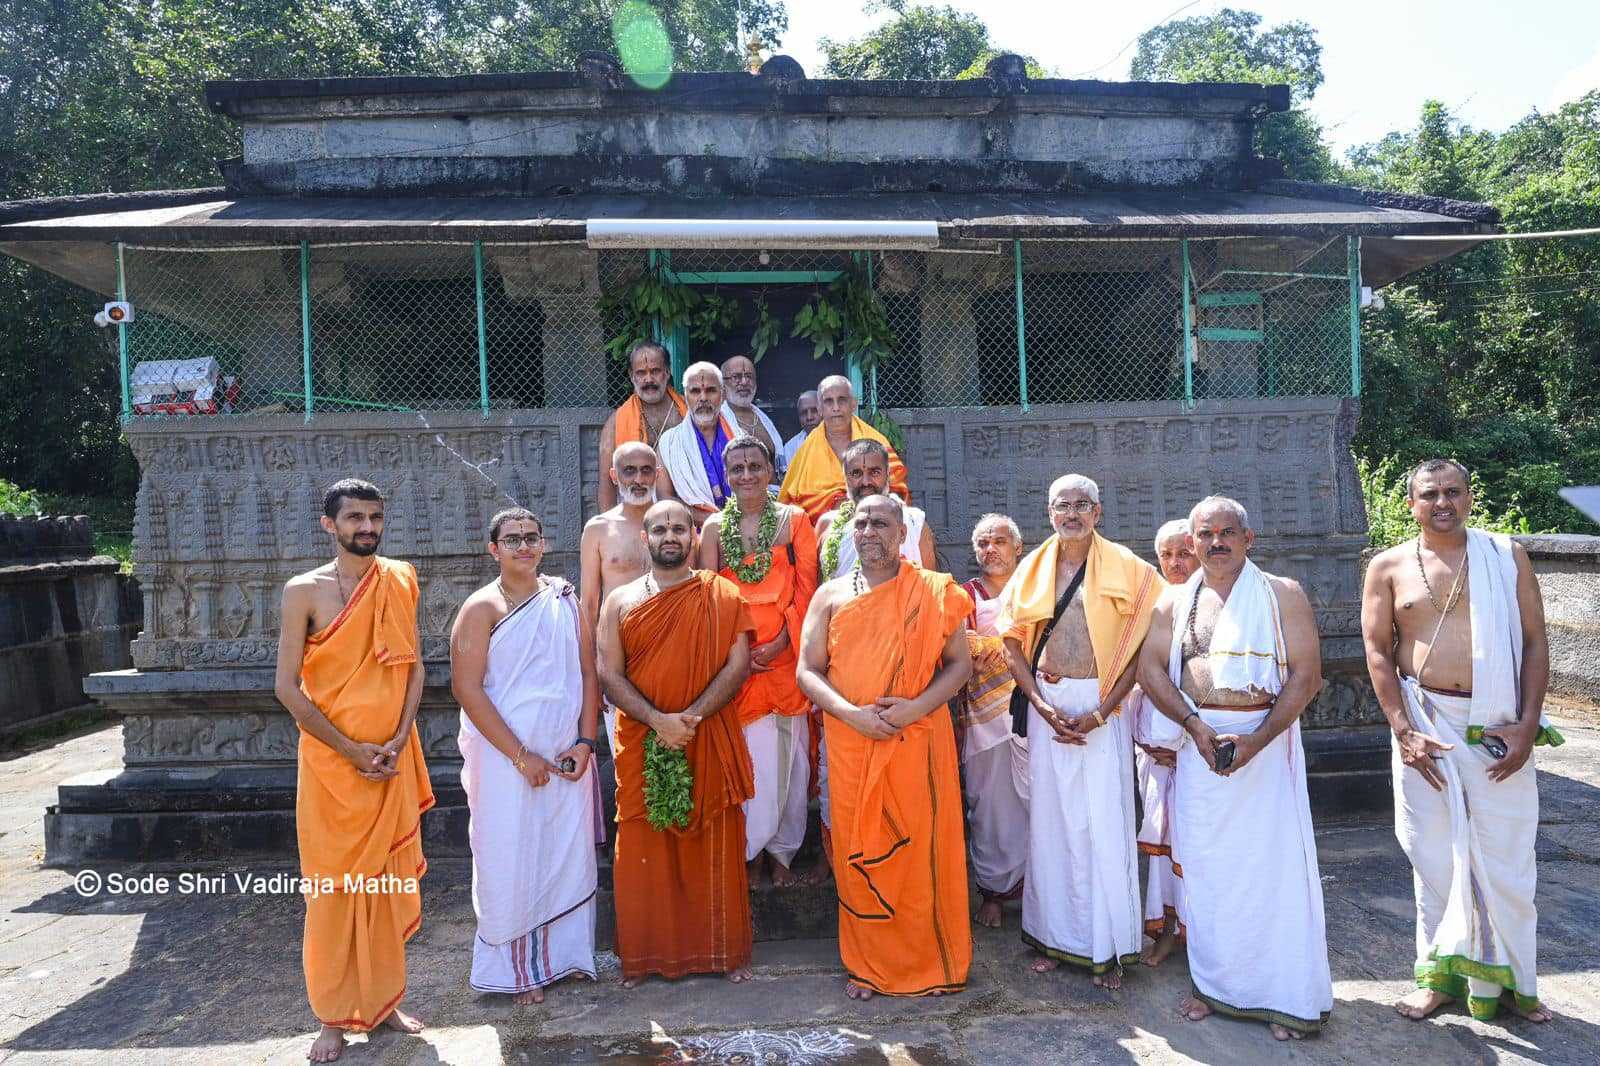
[0, 57, 1497, 862]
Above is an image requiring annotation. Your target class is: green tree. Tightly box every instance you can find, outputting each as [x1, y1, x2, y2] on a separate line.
[819, 2, 1040, 81]
[1129, 7, 1333, 180]
[0, 0, 787, 498]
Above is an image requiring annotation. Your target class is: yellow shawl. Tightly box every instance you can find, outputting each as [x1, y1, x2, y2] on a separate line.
[996, 531, 1161, 703]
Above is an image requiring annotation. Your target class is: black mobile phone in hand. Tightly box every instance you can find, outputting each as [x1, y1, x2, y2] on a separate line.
[1480, 734, 1509, 760]
[557, 756, 578, 774]
[1213, 739, 1236, 771]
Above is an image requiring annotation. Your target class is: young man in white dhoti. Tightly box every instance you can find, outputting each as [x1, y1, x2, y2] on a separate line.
[1138, 495, 1332, 1040]
[657, 362, 735, 523]
[451, 508, 601, 1003]
[1130, 519, 1197, 967]
[958, 514, 1030, 929]
[1362, 458, 1558, 1025]
[697, 436, 819, 887]
[1000, 475, 1159, 989]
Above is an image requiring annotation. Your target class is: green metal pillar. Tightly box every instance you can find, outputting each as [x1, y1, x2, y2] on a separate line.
[1014, 240, 1029, 411]
[474, 241, 489, 416]
[115, 242, 131, 421]
[1181, 240, 1196, 409]
[1348, 236, 1362, 397]
[300, 241, 313, 422]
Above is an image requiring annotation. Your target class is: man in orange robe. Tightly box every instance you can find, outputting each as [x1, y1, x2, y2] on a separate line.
[698, 436, 819, 887]
[597, 341, 686, 511]
[274, 478, 434, 1063]
[797, 494, 974, 999]
[778, 375, 909, 523]
[596, 499, 756, 986]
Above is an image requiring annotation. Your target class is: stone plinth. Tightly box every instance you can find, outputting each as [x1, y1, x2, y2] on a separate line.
[1516, 533, 1600, 711]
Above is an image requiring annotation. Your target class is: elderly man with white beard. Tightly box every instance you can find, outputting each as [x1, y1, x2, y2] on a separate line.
[1137, 495, 1332, 1040]
[720, 354, 786, 477]
[657, 362, 736, 523]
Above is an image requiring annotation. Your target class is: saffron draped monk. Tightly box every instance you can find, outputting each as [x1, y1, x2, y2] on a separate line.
[697, 436, 819, 888]
[596, 499, 757, 987]
[274, 478, 431, 1063]
[1362, 458, 1555, 1026]
[779, 375, 909, 523]
[797, 494, 974, 1000]
[596, 341, 684, 511]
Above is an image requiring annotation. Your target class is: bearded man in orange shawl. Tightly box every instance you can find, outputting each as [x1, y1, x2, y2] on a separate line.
[797, 494, 974, 1000]
[697, 436, 819, 887]
[274, 478, 434, 1063]
[596, 499, 757, 986]
[597, 341, 685, 511]
[778, 375, 909, 523]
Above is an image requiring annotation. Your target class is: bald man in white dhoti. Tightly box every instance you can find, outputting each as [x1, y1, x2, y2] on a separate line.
[452, 509, 601, 1003]
[1139, 496, 1332, 1040]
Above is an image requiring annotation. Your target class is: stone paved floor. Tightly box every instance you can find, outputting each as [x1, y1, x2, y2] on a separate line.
[2, 715, 1599, 1065]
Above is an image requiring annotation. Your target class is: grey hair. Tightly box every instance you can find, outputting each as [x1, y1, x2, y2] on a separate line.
[1153, 518, 1189, 553]
[972, 513, 1023, 552]
[1189, 495, 1250, 531]
[857, 492, 905, 524]
[681, 361, 724, 390]
[1048, 473, 1100, 505]
[818, 374, 855, 396]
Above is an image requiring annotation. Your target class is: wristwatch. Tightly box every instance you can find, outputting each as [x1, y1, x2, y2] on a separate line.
[574, 737, 598, 752]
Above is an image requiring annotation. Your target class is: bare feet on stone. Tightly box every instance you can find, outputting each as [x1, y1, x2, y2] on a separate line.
[1394, 988, 1453, 1020]
[801, 856, 834, 886]
[512, 987, 546, 1005]
[382, 1007, 424, 1035]
[770, 860, 799, 888]
[621, 976, 644, 990]
[747, 854, 768, 889]
[975, 899, 1003, 928]
[845, 981, 873, 1000]
[726, 966, 753, 983]
[1142, 928, 1179, 968]
[1270, 1023, 1304, 1041]
[1030, 956, 1060, 974]
[1093, 971, 1123, 990]
[1179, 995, 1212, 1022]
[308, 1025, 345, 1062]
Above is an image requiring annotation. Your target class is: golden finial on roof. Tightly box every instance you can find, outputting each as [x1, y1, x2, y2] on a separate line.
[745, 35, 765, 75]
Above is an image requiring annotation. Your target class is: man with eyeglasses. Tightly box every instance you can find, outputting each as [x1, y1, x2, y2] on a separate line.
[450, 508, 600, 1006]
[997, 474, 1159, 990]
[720, 354, 786, 477]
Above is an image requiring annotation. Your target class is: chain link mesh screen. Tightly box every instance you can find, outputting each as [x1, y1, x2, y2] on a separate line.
[119, 239, 1356, 420]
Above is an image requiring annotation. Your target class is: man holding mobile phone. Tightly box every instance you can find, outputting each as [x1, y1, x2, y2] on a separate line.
[1361, 459, 1557, 1026]
[1137, 495, 1331, 1041]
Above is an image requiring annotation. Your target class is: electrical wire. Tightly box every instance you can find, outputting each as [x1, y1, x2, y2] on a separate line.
[1066, 0, 1209, 78]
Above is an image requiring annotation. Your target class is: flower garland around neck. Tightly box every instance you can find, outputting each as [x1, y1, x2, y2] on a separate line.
[820, 498, 857, 579]
[720, 493, 781, 584]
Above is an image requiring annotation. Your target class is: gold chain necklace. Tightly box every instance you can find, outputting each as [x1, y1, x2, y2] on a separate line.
[496, 577, 535, 614]
[1415, 539, 1467, 615]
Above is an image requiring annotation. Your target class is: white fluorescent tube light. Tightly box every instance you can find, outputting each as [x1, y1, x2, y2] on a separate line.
[585, 219, 941, 250]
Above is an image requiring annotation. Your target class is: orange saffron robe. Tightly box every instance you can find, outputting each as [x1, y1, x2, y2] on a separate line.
[824, 561, 974, 995]
[722, 514, 819, 726]
[297, 558, 434, 1032]
[613, 571, 757, 980]
[777, 417, 911, 523]
[614, 387, 686, 446]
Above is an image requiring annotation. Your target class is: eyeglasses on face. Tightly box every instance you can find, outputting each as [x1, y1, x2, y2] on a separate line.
[496, 534, 544, 549]
[1050, 500, 1097, 515]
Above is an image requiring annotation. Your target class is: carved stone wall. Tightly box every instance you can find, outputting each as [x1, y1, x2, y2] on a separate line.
[119, 395, 1373, 734]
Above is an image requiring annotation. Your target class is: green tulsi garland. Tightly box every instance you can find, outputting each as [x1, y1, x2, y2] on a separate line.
[820, 498, 856, 579]
[642, 732, 694, 831]
[721, 494, 781, 584]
